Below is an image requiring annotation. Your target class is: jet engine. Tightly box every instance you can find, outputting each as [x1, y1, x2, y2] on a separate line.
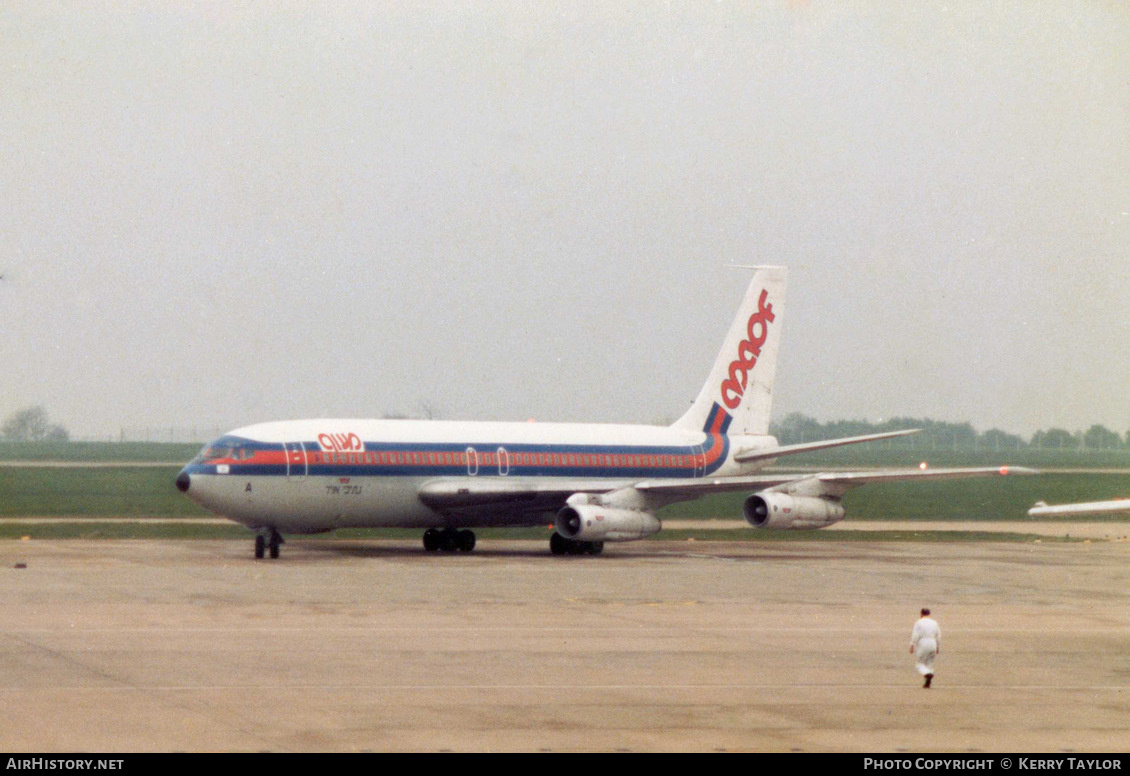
[743, 491, 845, 530]
[556, 503, 661, 542]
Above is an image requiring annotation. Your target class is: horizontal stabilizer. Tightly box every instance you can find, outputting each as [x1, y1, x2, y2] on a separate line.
[733, 428, 921, 464]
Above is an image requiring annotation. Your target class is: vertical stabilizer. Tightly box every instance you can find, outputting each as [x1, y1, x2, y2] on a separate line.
[673, 266, 787, 437]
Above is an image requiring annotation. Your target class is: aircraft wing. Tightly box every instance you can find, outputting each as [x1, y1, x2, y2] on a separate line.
[419, 466, 1037, 518]
[1027, 499, 1130, 518]
[417, 474, 805, 520]
[635, 466, 1037, 500]
[417, 478, 624, 520]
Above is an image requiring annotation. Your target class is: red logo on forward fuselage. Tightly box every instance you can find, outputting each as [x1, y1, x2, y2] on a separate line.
[719, 288, 775, 410]
[318, 432, 364, 453]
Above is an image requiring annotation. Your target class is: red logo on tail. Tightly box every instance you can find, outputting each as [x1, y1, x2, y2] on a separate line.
[719, 289, 775, 410]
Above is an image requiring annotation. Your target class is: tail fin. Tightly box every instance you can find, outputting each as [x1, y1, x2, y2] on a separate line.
[673, 266, 787, 437]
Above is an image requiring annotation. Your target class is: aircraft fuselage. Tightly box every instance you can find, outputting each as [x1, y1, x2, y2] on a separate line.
[178, 415, 743, 534]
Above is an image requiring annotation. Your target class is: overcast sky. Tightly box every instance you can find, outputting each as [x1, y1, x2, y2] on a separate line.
[2, 2, 1127, 440]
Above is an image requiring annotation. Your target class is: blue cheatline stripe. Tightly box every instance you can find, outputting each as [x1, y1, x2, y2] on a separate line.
[698, 402, 732, 476]
[186, 432, 738, 481]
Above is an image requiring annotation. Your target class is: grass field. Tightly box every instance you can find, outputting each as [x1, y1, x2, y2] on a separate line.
[0, 441, 199, 463]
[1, 443, 1127, 535]
[0, 466, 205, 517]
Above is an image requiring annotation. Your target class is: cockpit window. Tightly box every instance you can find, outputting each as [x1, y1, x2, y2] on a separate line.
[191, 440, 255, 463]
[199, 445, 232, 462]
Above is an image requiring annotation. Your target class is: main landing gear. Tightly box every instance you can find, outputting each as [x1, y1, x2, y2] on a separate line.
[254, 528, 284, 559]
[422, 528, 476, 553]
[549, 533, 604, 556]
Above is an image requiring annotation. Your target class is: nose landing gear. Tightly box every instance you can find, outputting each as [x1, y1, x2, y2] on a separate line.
[254, 528, 284, 559]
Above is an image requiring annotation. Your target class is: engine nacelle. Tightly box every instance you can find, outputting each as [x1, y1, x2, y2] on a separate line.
[743, 492, 845, 530]
[556, 503, 661, 542]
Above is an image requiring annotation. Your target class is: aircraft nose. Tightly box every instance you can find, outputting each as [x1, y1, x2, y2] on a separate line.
[175, 470, 191, 493]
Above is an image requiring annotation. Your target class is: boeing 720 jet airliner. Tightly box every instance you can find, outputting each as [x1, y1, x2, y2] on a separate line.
[176, 267, 1030, 558]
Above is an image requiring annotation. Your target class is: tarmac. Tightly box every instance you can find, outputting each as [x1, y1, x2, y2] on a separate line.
[0, 533, 1126, 752]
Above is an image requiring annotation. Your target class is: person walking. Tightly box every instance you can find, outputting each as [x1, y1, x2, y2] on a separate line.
[910, 608, 941, 688]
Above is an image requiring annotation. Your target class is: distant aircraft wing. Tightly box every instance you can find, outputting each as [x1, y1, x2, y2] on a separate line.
[1027, 499, 1130, 518]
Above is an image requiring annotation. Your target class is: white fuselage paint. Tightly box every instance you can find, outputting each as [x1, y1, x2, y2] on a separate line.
[180, 416, 773, 534]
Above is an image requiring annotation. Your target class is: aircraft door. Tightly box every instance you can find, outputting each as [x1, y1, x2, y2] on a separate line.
[285, 442, 308, 481]
[466, 446, 479, 476]
[497, 447, 510, 476]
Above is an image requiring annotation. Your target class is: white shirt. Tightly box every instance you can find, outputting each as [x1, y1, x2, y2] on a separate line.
[911, 617, 941, 649]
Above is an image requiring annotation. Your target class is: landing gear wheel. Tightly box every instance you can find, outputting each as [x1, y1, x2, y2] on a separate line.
[423, 528, 441, 552]
[457, 529, 476, 552]
[550, 533, 604, 556]
[254, 534, 266, 559]
[550, 532, 570, 555]
[439, 529, 458, 552]
[435, 528, 476, 553]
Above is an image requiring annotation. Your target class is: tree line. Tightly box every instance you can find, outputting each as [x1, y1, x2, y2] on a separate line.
[770, 412, 1130, 451]
[1, 404, 1126, 451]
[1, 406, 69, 442]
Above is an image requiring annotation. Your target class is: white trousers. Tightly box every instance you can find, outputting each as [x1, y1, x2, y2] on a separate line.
[915, 637, 938, 675]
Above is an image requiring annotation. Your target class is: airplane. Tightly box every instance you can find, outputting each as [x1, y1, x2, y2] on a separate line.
[175, 266, 1033, 559]
[1028, 499, 1130, 518]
